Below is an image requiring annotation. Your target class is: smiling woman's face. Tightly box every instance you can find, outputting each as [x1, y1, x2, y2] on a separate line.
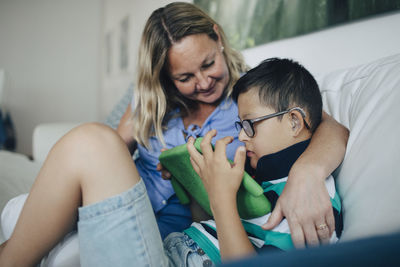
[167, 33, 229, 104]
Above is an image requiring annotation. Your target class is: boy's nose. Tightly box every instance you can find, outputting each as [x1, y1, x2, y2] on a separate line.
[238, 128, 249, 142]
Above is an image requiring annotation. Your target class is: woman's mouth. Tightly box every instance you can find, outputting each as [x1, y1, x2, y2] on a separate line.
[199, 86, 216, 97]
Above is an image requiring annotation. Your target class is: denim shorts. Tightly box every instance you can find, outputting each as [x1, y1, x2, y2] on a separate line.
[78, 179, 168, 266]
[164, 232, 215, 267]
[78, 179, 214, 267]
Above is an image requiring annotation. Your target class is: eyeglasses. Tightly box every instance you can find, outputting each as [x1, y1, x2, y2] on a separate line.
[235, 107, 310, 137]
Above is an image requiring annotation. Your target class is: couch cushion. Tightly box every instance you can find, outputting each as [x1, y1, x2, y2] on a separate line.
[317, 54, 400, 241]
[0, 151, 40, 242]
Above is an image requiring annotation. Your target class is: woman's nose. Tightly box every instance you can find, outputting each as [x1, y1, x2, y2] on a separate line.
[195, 72, 210, 90]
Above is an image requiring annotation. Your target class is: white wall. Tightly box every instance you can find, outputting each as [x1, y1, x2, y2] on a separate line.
[242, 11, 400, 77]
[100, 0, 192, 120]
[0, 0, 102, 155]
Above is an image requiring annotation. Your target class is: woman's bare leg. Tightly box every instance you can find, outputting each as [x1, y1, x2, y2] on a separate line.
[0, 123, 140, 266]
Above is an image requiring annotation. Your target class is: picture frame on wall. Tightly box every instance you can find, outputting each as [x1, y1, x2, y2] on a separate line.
[105, 32, 113, 75]
[119, 15, 129, 71]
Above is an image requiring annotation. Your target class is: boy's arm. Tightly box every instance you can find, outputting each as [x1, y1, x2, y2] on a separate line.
[263, 111, 349, 247]
[211, 191, 255, 261]
[187, 131, 256, 261]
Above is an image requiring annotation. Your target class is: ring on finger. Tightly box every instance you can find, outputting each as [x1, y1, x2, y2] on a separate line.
[316, 223, 328, 231]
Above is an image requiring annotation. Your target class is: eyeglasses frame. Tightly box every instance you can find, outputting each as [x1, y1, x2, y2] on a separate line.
[235, 107, 311, 138]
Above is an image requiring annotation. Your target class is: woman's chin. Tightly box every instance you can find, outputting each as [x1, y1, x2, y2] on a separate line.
[201, 87, 225, 103]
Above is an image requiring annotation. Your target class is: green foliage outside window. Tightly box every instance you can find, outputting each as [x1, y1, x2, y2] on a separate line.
[194, 0, 400, 50]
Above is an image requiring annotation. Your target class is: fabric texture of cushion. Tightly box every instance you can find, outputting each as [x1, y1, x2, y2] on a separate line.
[0, 151, 40, 242]
[317, 53, 400, 241]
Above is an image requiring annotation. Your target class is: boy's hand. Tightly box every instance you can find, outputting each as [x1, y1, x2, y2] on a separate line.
[189, 130, 255, 259]
[187, 130, 246, 210]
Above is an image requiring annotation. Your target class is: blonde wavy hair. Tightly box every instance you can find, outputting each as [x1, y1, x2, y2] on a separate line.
[132, 2, 248, 148]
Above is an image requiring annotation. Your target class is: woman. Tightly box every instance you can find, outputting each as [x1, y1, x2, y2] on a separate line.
[115, 2, 247, 239]
[0, 2, 348, 266]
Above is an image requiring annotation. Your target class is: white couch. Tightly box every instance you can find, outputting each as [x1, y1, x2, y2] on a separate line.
[1, 11, 400, 266]
[0, 123, 80, 242]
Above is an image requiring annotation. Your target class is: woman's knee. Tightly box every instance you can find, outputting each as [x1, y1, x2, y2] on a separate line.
[57, 123, 140, 205]
[47, 123, 127, 166]
[41, 122, 140, 204]
[46, 122, 137, 183]
[59, 123, 125, 155]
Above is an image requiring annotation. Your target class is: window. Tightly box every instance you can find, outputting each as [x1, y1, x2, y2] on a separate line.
[195, 0, 400, 50]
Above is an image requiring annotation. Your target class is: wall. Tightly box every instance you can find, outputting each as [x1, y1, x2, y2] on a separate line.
[100, 0, 192, 120]
[0, 0, 102, 155]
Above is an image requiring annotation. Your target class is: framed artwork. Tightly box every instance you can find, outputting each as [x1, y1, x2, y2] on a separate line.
[195, 0, 400, 50]
[119, 15, 129, 71]
[105, 32, 113, 75]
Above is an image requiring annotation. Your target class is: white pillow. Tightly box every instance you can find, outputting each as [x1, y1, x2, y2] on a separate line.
[317, 54, 400, 241]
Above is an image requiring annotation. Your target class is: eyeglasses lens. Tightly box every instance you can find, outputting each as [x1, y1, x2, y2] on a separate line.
[242, 121, 253, 137]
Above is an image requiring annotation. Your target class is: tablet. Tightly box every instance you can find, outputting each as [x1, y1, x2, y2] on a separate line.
[159, 137, 271, 219]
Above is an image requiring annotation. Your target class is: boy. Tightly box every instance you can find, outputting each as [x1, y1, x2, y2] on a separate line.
[186, 58, 342, 263]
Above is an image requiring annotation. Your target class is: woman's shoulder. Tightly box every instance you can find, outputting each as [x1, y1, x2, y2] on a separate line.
[202, 98, 238, 133]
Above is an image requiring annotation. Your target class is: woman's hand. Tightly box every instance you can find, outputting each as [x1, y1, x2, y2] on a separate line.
[262, 167, 334, 247]
[157, 148, 172, 180]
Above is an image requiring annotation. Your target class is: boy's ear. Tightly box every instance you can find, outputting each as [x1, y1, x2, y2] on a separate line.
[289, 111, 305, 137]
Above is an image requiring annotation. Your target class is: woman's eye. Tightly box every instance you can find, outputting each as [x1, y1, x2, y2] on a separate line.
[179, 76, 190, 83]
[202, 61, 215, 69]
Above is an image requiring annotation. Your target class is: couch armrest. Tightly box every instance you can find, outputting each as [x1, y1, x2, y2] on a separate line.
[32, 123, 80, 163]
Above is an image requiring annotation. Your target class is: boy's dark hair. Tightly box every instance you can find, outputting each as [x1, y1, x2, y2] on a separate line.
[232, 58, 322, 132]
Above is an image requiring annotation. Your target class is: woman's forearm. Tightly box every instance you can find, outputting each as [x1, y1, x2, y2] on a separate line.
[294, 111, 349, 180]
[117, 104, 137, 154]
[262, 112, 348, 247]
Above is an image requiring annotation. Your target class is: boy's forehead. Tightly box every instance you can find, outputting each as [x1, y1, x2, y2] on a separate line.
[238, 90, 256, 107]
[237, 89, 266, 118]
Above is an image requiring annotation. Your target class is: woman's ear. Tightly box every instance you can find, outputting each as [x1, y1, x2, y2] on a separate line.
[213, 24, 222, 45]
[213, 24, 219, 35]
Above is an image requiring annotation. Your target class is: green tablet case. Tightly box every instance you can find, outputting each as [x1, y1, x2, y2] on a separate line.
[159, 138, 271, 219]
